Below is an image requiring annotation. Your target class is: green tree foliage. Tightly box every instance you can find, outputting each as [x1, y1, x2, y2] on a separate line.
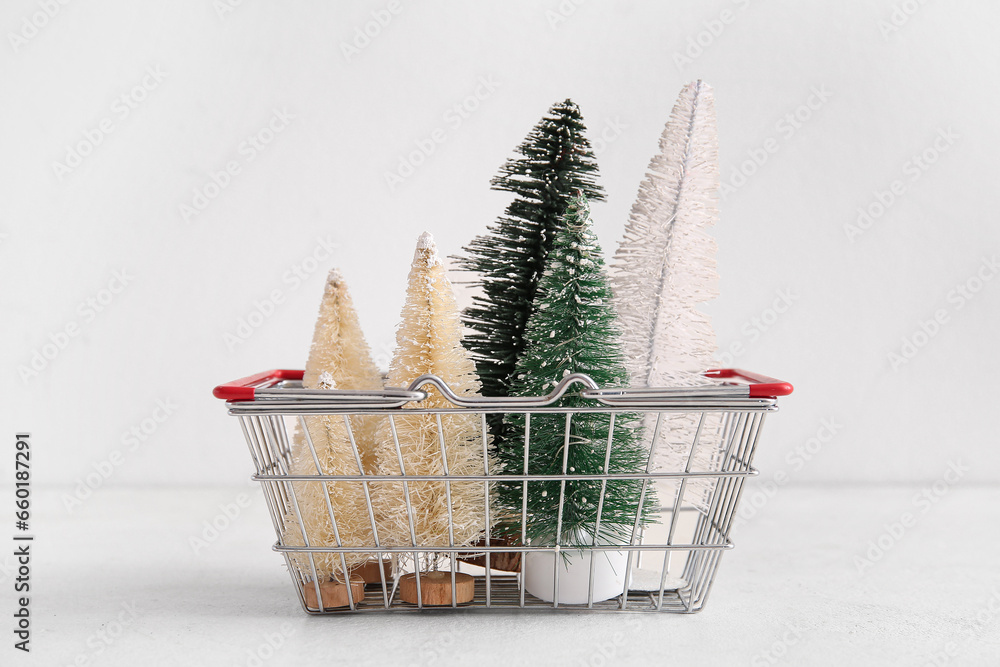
[457, 99, 606, 400]
[495, 194, 655, 546]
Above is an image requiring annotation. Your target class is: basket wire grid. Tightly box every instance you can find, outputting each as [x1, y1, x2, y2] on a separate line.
[219, 370, 787, 614]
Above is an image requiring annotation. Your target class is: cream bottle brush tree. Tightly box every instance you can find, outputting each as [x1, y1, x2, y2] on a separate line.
[301, 268, 385, 473]
[282, 268, 385, 582]
[369, 233, 491, 567]
[610, 80, 723, 509]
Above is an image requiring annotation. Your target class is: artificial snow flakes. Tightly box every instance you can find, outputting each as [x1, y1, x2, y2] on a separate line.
[317, 371, 336, 389]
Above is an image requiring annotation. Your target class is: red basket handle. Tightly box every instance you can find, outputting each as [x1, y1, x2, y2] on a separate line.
[704, 368, 793, 398]
[213, 369, 305, 401]
[214, 368, 792, 401]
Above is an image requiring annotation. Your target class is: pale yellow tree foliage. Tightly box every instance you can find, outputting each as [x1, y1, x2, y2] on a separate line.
[370, 233, 491, 563]
[283, 268, 385, 581]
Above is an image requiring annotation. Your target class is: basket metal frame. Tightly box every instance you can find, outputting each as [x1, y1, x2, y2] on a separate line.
[223, 372, 779, 614]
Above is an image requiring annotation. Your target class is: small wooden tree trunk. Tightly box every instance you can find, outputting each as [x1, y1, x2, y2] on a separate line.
[303, 574, 365, 610]
[458, 536, 522, 572]
[399, 571, 474, 605]
[352, 558, 392, 584]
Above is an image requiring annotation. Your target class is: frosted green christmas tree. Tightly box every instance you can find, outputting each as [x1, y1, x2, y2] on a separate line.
[496, 193, 655, 547]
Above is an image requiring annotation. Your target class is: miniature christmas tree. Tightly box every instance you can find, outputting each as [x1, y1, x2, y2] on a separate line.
[609, 80, 722, 506]
[496, 194, 655, 547]
[370, 233, 490, 568]
[282, 269, 385, 582]
[456, 99, 606, 400]
[301, 268, 385, 472]
[610, 80, 720, 388]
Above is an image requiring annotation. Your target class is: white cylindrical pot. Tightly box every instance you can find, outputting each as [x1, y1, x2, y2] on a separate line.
[524, 547, 630, 604]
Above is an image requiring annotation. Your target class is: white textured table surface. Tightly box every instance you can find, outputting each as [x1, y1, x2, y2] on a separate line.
[11, 484, 999, 666]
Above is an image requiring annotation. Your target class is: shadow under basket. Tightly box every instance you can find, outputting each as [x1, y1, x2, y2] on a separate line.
[213, 367, 792, 614]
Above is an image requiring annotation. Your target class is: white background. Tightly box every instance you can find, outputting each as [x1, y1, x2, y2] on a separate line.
[3, 1, 1000, 665]
[4, 0, 999, 489]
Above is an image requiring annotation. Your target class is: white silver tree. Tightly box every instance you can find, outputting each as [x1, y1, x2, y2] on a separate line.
[610, 80, 724, 520]
[611, 79, 720, 388]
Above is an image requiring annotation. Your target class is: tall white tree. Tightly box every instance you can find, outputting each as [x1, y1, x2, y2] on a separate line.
[610, 81, 723, 509]
[611, 79, 720, 388]
[370, 233, 490, 565]
[283, 269, 385, 581]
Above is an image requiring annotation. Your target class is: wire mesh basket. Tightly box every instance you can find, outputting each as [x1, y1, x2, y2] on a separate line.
[213, 368, 792, 614]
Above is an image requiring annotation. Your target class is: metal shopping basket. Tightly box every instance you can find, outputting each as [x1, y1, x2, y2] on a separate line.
[213, 368, 792, 614]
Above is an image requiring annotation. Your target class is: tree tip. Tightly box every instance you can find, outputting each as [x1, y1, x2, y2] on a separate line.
[685, 80, 713, 95]
[551, 98, 579, 113]
[414, 231, 442, 267]
[416, 231, 436, 250]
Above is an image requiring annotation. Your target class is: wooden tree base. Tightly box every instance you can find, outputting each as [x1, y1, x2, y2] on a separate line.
[458, 536, 522, 572]
[352, 559, 392, 584]
[303, 574, 365, 610]
[399, 571, 474, 606]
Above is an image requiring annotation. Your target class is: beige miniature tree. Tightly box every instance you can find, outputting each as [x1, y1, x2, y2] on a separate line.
[370, 233, 490, 566]
[300, 267, 385, 473]
[283, 268, 385, 581]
